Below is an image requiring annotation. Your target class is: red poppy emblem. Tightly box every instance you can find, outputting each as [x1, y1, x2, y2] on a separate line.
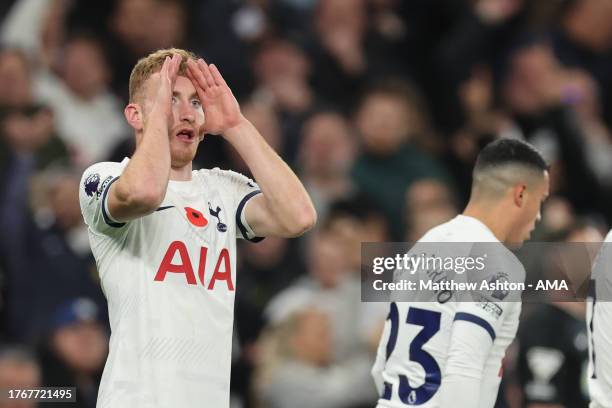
[185, 207, 208, 227]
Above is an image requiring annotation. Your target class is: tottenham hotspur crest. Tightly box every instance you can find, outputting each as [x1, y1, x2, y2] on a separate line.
[208, 202, 227, 232]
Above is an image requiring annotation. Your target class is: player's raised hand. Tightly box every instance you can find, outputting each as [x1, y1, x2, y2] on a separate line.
[154, 54, 182, 120]
[186, 59, 242, 135]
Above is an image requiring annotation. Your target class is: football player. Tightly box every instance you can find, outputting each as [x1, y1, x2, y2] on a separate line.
[79, 50, 316, 407]
[372, 138, 549, 407]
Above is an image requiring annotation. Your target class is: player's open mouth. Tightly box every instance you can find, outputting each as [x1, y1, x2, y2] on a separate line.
[176, 128, 196, 142]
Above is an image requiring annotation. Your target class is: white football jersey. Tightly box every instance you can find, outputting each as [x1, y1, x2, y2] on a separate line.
[587, 230, 612, 408]
[372, 215, 524, 408]
[79, 158, 262, 408]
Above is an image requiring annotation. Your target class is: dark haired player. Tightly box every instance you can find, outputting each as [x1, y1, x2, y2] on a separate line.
[372, 138, 549, 407]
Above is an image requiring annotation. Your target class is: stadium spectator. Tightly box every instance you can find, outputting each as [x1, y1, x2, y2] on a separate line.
[0, 0, 69, 64]
[264, 223, 357, 358]
[554, 0, 612, 125]
[0, 101, 69, 340]
[38, 298, 108, 408]
[351, 80, 450, 239]
[404, 178, 458, 242]
[35, 34, 128, 165]
[310, 0, 403, 111]
[106, 0, 189, 100]
[233, 236, 306, 405]
[252, 39, 316, 162]
[253, 307, 376, 408]
[265, 199, 387, 363]
[500, 42, 612, 223]
[23, 168, 106, 334]
[0, 48, 33, 108]
[297, 111, 357, 220]
[1, 0, 128, 165]
[0, 346, 41, 408]
[227, 99, 283, 173]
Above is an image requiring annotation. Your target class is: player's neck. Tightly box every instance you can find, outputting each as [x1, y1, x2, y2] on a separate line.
[462, 202, 511, 243]
[170, 162, 193, 181]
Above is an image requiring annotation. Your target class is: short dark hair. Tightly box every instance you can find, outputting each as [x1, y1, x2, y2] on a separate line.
[474, 138, 548, 173]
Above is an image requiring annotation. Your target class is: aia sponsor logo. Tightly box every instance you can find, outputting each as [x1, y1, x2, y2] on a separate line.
[154, 241, 234, 290]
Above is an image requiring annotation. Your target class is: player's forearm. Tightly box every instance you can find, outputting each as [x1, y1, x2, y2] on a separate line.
[114, 108, 171, 213]
[440, 374, 482, 407]
[224, 118, 316, 236]
[441, 319, 492, 407]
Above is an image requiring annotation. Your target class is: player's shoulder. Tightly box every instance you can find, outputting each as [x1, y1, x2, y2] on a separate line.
[418, 217, 459, 242]
[80, 160, 126, 202]
[82, 160, 124, 179]
[419, 215, 491, 241]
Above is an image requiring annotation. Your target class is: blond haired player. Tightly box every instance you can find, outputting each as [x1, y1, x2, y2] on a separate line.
[78, 49, 316, 407]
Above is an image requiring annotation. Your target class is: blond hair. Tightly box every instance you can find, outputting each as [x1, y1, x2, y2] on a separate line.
[128, 48, 198, 102]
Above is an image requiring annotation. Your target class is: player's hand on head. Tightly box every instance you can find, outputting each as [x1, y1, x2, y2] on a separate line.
[154, 54, 182, 119]
[186, 58, 243, 135]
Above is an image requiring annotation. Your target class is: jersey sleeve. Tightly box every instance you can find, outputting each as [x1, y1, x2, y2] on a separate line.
[212, 169, 264, 242]
[440, 319, 496, 408]
[442, 245, 524, 407]
[454, 244, 525, 342]
[79, 162, 127, 235]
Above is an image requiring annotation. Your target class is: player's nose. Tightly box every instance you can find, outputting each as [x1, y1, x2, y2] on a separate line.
[178, 101, 195, 124]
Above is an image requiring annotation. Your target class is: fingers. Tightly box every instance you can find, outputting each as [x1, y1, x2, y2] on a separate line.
[168, 54, 182, 85]
[187, 59, 209, 91]
[197, 59, 216, 88]
[185, 67, 196, 87]
[160, 56, 171, 81]
[209, 64, 227, 87]
[186, 58, 226, 91]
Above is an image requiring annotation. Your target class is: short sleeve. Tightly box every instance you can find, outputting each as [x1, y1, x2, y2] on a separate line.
[79, 162, 126, 235]
[212, 169, 264, 242]
[454, 244, 525, 341]
[454, 299, 520, 342]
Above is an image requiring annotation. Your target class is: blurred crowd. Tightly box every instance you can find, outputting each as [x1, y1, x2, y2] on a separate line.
[1, 0, 612, 407]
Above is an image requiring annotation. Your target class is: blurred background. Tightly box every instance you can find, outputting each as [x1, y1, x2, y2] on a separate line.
[1, 0, 611, 407]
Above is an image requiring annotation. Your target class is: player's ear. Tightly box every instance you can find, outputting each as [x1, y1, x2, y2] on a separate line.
[513, 184, 526, 208]
[124, 103, 144, 131]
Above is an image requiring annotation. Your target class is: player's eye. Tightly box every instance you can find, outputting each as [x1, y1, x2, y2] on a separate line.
[171, 96, 178, 104]
[191, 99, 202, 108]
